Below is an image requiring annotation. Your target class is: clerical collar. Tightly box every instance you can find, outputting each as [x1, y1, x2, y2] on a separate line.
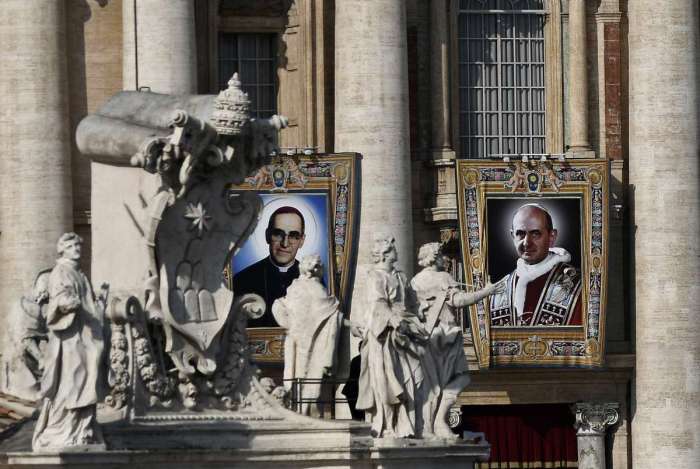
[268, 256, 294, 273]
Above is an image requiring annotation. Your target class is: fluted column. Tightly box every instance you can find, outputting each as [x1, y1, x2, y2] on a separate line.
[573, 402, 619, 469]
[567, 0, 591, 153]
[0, 1, 73, 348]
[629, 1, 700, 468]
[335, 0, 413, 318]
[90, 0, 197, 300]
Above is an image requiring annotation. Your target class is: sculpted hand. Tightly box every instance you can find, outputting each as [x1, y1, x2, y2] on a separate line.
[350, 324, 365, 338]
[486, 278, 507, 295]
[389, 314, 403, 330]
[59, 294, 81, 313]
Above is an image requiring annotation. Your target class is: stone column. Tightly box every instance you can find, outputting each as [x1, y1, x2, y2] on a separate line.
[334, 0, 413, 316]
[0, 1, 73, 348]
[629, 1, 700, 468]
[567, 0, 591, 154]
[90, 0, 198, 301]
[122, 0, 197, 93]
[430, 0, 454, 160]
[573, 402, 619, 469]
[425, 0, 458, 226]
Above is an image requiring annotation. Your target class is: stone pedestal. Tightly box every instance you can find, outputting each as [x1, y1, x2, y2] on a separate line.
[5, 420, 490, 468]
[7, 446, 488, 469]
[628, 1, 700, 468]
[573, 402, 619, 469]
[334, 0, 414, 323]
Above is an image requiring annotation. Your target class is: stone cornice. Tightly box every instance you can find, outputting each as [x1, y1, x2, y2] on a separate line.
[425, 157, 456, 168]
[595, 12, 623, 23]
[423, 206, 458, 223]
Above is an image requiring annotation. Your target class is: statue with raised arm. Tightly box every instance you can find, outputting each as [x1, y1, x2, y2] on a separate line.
[410, 242, 503, 439]
[356, 235, 428, 438]
[272, 255, 343, 416]
[32, 233, 108, 451]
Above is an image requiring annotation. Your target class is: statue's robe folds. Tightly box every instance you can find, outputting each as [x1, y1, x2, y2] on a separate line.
[356, 268, 424, 438]
[272, 275, 342, 414]
[32, 259, 104, 450]
[410, 269, 470, 434]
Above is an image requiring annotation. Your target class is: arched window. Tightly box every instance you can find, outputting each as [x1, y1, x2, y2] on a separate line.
[458, 0, 547, 158]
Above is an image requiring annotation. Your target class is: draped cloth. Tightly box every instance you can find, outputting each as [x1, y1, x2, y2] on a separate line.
[356, 268, 425, 438]
[462, 404, 578, 469]
[272, 275, 342, 414]
[411, 269, 470, 436]
[32, 259, 105, 451]
[513, 248, 570, 321]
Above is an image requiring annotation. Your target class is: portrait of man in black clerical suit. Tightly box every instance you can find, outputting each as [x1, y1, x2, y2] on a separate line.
[233, 206, 306, 327]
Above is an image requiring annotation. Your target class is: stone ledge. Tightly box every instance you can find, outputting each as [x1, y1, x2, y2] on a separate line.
[4, 440, 490, 469]
[423, 207, 458, 223]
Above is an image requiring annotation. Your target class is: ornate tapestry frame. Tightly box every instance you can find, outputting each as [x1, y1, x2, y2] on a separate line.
[456, 159, 608, 367]
[225, 153, 359, 363]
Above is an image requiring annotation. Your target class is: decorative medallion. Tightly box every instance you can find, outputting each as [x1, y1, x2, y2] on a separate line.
[522, 336, 548, 358]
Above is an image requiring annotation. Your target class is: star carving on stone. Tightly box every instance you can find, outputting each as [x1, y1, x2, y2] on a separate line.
[184, 202, 212, 235]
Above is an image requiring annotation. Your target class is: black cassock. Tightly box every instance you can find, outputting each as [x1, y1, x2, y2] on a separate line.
[233, 256, 300, 327]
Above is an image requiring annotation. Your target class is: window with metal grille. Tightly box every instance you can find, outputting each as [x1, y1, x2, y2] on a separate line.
[458, 0, 546, 159]
[218, 33, 277, 118]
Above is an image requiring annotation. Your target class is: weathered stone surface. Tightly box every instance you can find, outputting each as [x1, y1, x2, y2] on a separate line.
[86, 0, 198, 305]
[122, 0, 196, 95]
[629, 1, 700, 468]
[0, 0, 73, 356]
[4, 418, 489, 469]
[334, 0, 414, 328]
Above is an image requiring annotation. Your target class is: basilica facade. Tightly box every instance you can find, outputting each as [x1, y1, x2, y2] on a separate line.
[0, 1, 697, 468]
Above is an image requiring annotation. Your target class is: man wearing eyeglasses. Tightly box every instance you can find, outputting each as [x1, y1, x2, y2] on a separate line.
[233, 206, 306, 327]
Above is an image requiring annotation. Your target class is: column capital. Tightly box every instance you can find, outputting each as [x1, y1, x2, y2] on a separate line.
[448, 405, 462, 429]
[573, 402, 620, 436]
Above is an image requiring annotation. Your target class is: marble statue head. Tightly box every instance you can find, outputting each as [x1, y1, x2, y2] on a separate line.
[417, 242, 445, 269]
[56, 232, 83, 261]
[371, 234, 397, 265]
[299, 254, 323, 279]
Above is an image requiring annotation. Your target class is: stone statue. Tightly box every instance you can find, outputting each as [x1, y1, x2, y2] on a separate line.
[32, 233, 108, 451]
[77, 73, 289, 412]
[1, 269, 51, 400]
[272, 255, 343, 416]
[410, 242, 503, 439]
[356, 235, 428, 438]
